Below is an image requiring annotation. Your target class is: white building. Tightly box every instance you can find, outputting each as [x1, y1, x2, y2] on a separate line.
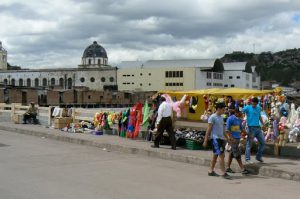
[223, 62, 260, 89]
[0, 41, 117, 91]
[117, 60, 260, 91]
[0, 42, 7, 70]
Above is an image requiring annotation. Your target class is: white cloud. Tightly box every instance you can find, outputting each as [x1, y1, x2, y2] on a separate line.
[0, 0, 299, 68]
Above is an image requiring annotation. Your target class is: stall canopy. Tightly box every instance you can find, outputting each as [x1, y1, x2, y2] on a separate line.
[157, 88, 279, 121]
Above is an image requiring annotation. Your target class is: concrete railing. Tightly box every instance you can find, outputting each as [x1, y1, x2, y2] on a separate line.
[0, 104, 208, 130]
[0, 104, 128, 126]
[0, 103, 52, 125]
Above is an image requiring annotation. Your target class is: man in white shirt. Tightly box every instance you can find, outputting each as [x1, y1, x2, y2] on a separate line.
[152, 97, 176, 150]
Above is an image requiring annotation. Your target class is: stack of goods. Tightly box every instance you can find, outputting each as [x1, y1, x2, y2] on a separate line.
[118, 102, 150, 139]
[174, 129, 207, 149]
[51, 107, 73, 129]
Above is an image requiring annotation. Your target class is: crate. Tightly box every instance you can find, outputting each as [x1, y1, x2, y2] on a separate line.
[185, 140, 203, 150]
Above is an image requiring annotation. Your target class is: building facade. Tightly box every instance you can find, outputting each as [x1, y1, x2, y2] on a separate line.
[117, 60, 261, 91]
[0, 41, 7, 70]
[0, 41, 117, 91]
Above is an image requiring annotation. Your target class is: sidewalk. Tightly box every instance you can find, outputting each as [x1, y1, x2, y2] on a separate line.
[0, 122, 299, 182]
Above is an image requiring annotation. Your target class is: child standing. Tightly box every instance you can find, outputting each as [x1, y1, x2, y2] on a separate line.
[225, 108, 250, 174]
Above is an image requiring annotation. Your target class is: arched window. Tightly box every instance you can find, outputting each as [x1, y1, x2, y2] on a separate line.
[98, 59, 101, 65]
[109, 77, 114, 82]
[11, 79, 15, 86]
[90, 77, 95, 82]
[42, 78, 47, 86]
[101, 77, 105, 82]
[59, 78, 64, 87]
[88, 59, 91, 65]
[67, 78, 72, 89]
[19, 79, 23, 86]
[34, 78, 39, 87]
[51, 78, 55, 86]
[3, 79, 7, 85]
[27, 78, 31, 87]
[80, 77, 85, 83]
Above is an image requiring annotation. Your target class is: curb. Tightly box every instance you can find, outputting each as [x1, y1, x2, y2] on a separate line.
[0, 125, 299, 182]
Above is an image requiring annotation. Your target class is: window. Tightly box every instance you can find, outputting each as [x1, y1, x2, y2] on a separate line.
[11, 79, 15, 86]
[180, 71, 183, 77]
[140, 73, 143, 76]
[80, 77, 85, 83]
[132, 74, 134, 76]
[252, 76, 256, 82]
[180, 83, 183, 86]
[165, 71, 168, 77]
[88, 59, 91, 65]
[59, 78, 64, 87]
[165, 83, 168, 86]
[42, 78, 47, 86]
[3, 79, 7, 85]
[88, 95, 91, 99]
[90, 77, 95, 82]
[32, 78, 38, 87]
[176, 71, 180, 77]
[149, 73, 151, 76]
[168, 71, 172, 77]
[67, 78, 72, 89]
[213, 83, 223, 86]
[123, 82, 126, 85]
[206, 82, 211, 86]
[229, 76, 233, 79]
[101, 77, 106, 82]
[132, 82, 134, 84]
[51, 78, 55, 86]
[237, 76, 240, 79]
[176, 83, 180, 86]
[140, 83, 143, 86]
[224, 85, 228, 87]
[109, 77, 114, 82]
[98, 59, 101, 65]
[231, 84, 235, 87]
[27, 78, 31, 87]
[19, 79, 23, 86]
[122, 75, 126, 77]
[149, 83, 151, 86]
[207, 72, 212, 79]
[172, 71, 176, 77]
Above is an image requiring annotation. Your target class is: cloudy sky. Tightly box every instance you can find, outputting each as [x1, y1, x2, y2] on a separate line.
[0, 0, 300, 68]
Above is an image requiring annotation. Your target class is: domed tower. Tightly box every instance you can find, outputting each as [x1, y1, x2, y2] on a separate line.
[79, 41, 108, 68]
[0, 41, 7, 70]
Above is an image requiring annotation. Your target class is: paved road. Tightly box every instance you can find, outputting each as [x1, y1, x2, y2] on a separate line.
[0, 130, 299, 199]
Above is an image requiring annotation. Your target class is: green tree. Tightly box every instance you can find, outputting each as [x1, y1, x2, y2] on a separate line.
[212, 59, 224, 72]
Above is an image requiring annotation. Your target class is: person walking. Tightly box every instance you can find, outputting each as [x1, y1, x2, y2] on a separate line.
[151, 96, 176, 150]
[203, 102, 231, 179]
[225, 108, 250, 174]
[243, 97, 265, 163]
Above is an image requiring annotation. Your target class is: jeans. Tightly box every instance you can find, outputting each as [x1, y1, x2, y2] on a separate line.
[245, 126, 265, 161]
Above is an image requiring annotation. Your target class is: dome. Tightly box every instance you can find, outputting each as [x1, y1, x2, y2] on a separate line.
[82, 41, 107, 58]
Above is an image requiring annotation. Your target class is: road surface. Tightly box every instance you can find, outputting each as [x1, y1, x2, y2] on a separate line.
[0, 130, 298, 199]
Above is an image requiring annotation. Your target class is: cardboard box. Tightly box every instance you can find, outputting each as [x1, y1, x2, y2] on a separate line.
[53, 117, 73, 129]
[13, 114, 23, 124]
